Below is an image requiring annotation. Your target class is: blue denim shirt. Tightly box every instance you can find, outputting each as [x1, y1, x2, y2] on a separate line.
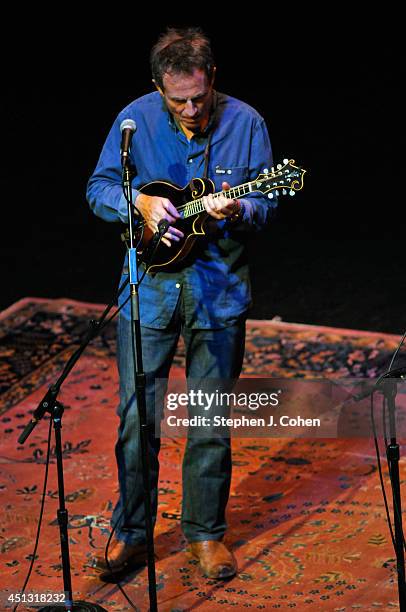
[87, 91, 276, 329]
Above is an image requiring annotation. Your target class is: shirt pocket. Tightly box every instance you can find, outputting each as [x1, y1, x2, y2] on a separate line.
[213, 165, 249, 190]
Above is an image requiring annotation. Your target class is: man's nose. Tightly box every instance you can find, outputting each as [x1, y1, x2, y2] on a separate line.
[182, 99, 198, 117]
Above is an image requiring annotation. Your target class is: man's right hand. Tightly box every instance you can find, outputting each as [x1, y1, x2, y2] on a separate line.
[135, 193, 184, 247]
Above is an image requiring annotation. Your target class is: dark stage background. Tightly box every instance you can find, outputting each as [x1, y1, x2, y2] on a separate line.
[1, 20, 403, 334]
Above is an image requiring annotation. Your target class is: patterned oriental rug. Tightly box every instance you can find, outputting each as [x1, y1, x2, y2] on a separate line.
[0, 297, 404, 611]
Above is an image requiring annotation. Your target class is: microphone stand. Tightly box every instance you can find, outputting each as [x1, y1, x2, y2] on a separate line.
[331, 370, 406, 608]
[16, 212, 164, 610]
[122, 161, 158, 612]
[16, 143, 160, 609]
[17, 328, 109, 612]
[383, 378, 406, 610]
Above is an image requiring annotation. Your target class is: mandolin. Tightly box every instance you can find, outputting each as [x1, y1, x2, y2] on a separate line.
[124, 159, 306, 274]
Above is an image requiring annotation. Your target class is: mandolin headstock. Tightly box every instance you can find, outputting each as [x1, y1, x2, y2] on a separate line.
[255, 159, 306, 199]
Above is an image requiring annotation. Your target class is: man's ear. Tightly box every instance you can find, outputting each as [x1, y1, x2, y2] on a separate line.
[210, 66, 217, 87]
[152, 79, 164, 96]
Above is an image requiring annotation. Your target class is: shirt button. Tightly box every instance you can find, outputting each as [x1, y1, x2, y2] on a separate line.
[188, 158, 193, 163]
[175, 283, 181, 288]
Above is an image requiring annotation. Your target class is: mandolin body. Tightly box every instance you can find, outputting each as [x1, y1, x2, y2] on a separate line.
[136, 177, 215, 273]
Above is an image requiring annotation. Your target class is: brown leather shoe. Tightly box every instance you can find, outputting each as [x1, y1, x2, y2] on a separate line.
[189, 540, 237, 579]
[91, 538, 147, 578]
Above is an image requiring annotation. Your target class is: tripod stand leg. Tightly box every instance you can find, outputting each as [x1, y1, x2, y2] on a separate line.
[38, 402, 108, 612]
[384, 380, 406, 611]
[387, 442, 406, 611]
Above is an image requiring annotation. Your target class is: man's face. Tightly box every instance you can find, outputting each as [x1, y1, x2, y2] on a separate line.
[157, 67, 215, 134]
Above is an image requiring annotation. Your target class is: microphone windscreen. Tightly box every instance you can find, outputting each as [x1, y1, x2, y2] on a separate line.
[120, 118, 137, 133]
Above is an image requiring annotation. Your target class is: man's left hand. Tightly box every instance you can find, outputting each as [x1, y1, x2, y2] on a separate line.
[202, 182, 240, 220]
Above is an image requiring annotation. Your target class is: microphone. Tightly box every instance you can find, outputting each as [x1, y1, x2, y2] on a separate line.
[141, 219, 170, 267]
[148, 219, 170, 250]
[157, 219, 170, 236]
[120, 118, 137, 167]
[380, 366, 406, 379]
[350, 368, 406, 403]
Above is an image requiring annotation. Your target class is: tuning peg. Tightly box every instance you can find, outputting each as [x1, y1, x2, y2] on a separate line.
[263, 168, 269, 174]
[268, 193, 274, 199]
[275, 190, 279, 196]
[282, 189, 287, 195]
[276, 164, 282, 170]
[289, 190, 295, 196]
[271, 166, 274, 173]
[283, 158, 289, 164]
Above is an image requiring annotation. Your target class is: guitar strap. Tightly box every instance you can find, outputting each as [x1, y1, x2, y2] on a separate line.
[202, 133, 212, 179]
[202, 90, 218, 179]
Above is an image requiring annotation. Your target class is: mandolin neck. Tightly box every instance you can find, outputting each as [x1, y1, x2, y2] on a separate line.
[181, 182, 253, 219]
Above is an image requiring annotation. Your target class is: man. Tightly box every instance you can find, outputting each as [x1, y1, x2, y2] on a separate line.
[86, 26, 276, 580]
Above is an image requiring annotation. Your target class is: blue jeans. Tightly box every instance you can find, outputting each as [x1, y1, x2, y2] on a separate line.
[112, 296, 246, 545]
